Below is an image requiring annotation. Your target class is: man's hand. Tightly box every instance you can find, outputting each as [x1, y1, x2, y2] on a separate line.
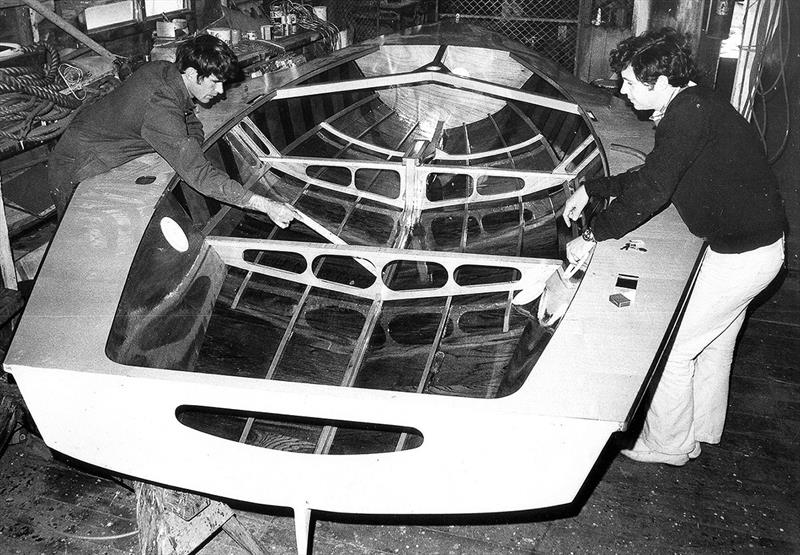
[246, 195, 295, 228]
[562, 185, 589, 226]
[565, 235, 595, 266]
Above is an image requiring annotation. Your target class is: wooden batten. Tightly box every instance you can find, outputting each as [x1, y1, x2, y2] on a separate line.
[0, 175, 17, 290]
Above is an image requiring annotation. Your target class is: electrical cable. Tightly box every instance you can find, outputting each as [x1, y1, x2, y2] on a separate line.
[58, 62, 88, 101]
[267, 1, 341, 52]
[746, 0, 776, 151]
[736, 0, 791, 164]
[735, 0, 761, 118]
[759, 0, 790, 164]
[36, 524, 139, 541]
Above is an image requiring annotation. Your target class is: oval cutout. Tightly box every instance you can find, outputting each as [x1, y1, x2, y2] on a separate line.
[476, 175, 525, 195]
[160, 217, 189, 252]
[306, 165, 351, 186]
[354, 168, 401, 199]
[454, 265, 521, 286]
[177, 406, 423, 455]
[312, 255, 377, 288]
[382, 260, 448, 291]
[244, 249, 307, 274]
[426, 173, 472, 201]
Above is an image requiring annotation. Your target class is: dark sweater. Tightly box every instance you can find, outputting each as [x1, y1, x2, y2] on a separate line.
[585, 86, 786, 253]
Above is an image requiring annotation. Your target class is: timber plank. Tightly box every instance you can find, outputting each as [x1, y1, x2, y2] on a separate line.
[728, 376, 800, 418]
[539, 514, 797, 553]
[734, 334, 800, 376]
[576, 461, 798, 552]
[724, 410, 800, 441]
[749, 275, 800, 327]
[307, 516, 542, 554]
[719, 429, 799, 461]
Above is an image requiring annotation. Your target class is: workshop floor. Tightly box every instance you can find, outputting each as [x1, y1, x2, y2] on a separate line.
[1, 270, 797, 555]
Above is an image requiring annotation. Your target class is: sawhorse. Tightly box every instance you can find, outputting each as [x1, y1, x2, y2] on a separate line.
[135, 482, 265, 554]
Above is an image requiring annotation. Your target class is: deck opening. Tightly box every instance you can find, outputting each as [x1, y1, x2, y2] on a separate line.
[382, 260, 448, 291]
[312, 255, 377, 288]
[454, 265, 521, 286]
[177, 406, 424, 454]
[243, 249, 307, 274]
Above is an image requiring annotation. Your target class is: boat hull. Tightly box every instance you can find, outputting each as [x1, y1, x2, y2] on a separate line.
[5, 23, 704, 551]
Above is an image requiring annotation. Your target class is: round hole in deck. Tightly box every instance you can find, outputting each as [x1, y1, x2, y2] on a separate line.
[160, 217, 189, 252]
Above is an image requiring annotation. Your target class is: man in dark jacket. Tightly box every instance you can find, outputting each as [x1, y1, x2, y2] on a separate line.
[563, 28, 786, 466]
[48, 34, 293, 227]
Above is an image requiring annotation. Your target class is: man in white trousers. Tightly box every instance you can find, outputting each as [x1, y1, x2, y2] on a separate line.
[563, 28, 786, 465]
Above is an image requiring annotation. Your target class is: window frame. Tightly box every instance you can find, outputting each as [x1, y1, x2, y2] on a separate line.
[84, 0, 193, 34]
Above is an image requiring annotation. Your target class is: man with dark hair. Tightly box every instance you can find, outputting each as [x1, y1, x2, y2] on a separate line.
[563, 28, 785, 466]
[48, 34, 293, 227]
[175, 32, 238, 82]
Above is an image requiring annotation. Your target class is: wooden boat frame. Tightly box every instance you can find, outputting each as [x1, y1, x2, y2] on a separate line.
[5, 24, 704, 554]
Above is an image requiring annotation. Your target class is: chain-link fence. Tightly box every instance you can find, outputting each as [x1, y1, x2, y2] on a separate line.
[439, 0, 580, 71]
[324, 1, 438, 45]
[326, 1, 580, 72]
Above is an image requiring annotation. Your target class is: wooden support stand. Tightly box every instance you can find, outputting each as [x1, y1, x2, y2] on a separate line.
[135, 482, 265, 555]
[0, 394, 19, 455]
[0, 174, 18, 291]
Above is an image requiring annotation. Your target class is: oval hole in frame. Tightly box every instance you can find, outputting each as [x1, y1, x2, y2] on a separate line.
[160, 217, 189, 253]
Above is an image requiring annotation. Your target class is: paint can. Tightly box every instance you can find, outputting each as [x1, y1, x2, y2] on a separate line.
[156, 21, 176, 38]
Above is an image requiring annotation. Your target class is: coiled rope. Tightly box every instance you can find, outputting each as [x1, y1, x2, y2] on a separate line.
[0, 42, 82, 151]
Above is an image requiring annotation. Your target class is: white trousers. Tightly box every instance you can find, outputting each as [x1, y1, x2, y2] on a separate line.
[635, 237, 785, 456]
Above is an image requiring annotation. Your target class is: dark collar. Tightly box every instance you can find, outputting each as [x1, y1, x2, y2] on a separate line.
[164, 62, 196, 114]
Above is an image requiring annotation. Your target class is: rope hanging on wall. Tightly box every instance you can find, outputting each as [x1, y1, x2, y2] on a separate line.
[0, 42, 83, 152]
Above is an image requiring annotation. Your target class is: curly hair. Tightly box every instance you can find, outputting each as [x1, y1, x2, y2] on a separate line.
[609, 28, 696, 88]
[175, 34, 238, 81]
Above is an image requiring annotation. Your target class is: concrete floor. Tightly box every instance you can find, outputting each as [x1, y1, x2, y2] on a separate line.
[1, 270, 797, 554]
